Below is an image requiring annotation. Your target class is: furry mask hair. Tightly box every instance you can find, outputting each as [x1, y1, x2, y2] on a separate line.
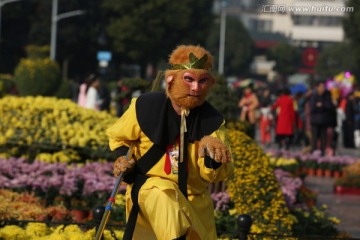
[165, 45, 216, 110]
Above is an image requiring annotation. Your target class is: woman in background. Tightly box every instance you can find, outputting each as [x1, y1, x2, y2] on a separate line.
[238, 83, 259, 139]
[85, 74, 101, 110]
[271, 88, 295, 150]
[258, 89, 273, 147]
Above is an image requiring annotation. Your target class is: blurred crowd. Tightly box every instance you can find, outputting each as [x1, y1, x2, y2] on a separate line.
[73, 72, 360, 156]
[75, 74, 133, 117]
[238, 80, 360, 156]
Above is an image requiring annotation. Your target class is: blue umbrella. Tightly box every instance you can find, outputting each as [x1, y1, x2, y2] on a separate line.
[290, 84, 307, 95]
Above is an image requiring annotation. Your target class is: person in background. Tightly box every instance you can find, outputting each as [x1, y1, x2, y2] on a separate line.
[326, 93, 338, 156]
[342, 91, 356, 148]
[309, 81, 335, 155]
[302, 88, 313, 152]
[85, 73, 101, 110]
[271, 88, 295, 150]
[258, 88, 273, 147]
[293, 92, 304, 147]
[98, 80, 111, 112]
[238, 83, 259, 139]
[77, 81, 87, 107]
[354, 90, 360, 148]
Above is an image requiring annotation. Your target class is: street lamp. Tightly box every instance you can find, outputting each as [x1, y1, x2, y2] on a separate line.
[0, 0, 23, 47]
[218, 0, 227, 75]
[50, 0, 85, 60]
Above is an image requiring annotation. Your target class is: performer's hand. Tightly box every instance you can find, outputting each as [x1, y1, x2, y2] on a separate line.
[113, 156, 135, 177]
[198, 136, 231, 163]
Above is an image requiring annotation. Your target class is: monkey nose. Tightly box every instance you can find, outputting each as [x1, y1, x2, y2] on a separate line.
[191, 82, 199, 91]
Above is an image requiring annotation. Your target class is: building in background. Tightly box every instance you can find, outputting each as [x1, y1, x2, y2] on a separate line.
[215, 0, 349, 82]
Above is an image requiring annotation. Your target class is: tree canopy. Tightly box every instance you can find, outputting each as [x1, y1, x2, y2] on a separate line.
[1, 0, 215, 80]
[101, 0, 214, 76]
[266, 41, 300, 76]
[343, 0, 360, 79]
[206, 16, 255, 77]
[315, 42, 356, 79]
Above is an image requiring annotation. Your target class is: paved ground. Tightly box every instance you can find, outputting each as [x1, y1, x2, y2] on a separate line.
[300, 145, 360, 239]
[305, 176, 360, 239]
[260, 139, 360, 238]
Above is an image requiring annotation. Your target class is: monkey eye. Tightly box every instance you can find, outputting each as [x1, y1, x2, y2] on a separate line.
[184, 76, 195, 82]
[199, 78, 208, 84]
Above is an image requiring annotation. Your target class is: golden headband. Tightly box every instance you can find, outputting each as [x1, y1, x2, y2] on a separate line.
[171, 53, 209, 70]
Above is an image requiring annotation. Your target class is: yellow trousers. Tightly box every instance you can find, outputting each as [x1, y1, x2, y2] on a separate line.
[126, 178, 217, 240]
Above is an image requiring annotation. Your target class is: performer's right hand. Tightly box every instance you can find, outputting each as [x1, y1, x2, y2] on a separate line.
[113, 156, 135, 177]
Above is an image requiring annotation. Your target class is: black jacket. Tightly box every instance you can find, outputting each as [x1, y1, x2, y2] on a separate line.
[309, 90, 335, 126]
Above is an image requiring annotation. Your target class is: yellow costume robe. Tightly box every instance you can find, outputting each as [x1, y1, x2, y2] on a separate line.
[107, 92, 234, 240]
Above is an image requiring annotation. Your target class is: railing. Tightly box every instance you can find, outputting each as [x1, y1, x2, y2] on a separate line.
[1, 212, 360, 240]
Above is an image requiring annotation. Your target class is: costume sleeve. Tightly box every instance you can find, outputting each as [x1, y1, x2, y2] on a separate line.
[106, 98, 141, 151]
[197, 123, 234, 183]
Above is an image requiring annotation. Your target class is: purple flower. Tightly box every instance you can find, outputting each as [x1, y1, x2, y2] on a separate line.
[274, 169, 303, 208]
[211, 192, 230, 211]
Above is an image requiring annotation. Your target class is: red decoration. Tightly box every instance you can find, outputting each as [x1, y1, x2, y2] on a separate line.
[302, 48, 319, 67]
[164, 145, 172, 175]
[334, 186, 360, 195]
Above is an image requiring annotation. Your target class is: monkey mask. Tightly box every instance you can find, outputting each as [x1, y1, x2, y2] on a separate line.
[165, 45, 216, 111]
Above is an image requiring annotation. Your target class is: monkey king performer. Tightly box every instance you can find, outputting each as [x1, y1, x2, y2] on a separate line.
[107, 45, 234, 240]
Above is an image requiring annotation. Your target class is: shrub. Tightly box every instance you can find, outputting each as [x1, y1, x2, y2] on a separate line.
[291, 205, 339, 237]
[13, 45, 61, 96]
[54, 79, 73, 99]
[122, 77, 149, 91]
[0, 74, 17, 97]
[206, 75, 239, 120]
[14, 58, 61, 96]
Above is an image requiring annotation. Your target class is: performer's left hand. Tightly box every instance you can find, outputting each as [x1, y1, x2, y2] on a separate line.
[198, 136, 231, 163]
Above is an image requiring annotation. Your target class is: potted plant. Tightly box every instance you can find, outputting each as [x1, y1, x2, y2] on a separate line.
[334, 175, 360, 195]
[329, 160, 342, 178]
[317, 157, 331, 177]
[304, 159, 318, 176]
[334, 162, 360, 195]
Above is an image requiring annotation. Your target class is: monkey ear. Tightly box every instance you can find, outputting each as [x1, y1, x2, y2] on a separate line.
[166, 75, 174, 84]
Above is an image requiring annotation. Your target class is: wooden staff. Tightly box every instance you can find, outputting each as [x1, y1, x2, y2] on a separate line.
[94, 143, 135, 240]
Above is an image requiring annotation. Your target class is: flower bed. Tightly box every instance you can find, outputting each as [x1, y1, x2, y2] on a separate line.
[0, 97, 347, 238]
[334, 161, 360, 195]
[0, 157, 125, 209]
[266, 149, 358, 178]
[226, 127, 295, 237]
[0, 223, 123, 240]
[0, 189, 70, 221]
[0, 96, 117, 162]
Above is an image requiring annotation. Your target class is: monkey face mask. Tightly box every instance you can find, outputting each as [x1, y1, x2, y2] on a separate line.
[164, 45, 216, 110]
[165, 69, 215, 110]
